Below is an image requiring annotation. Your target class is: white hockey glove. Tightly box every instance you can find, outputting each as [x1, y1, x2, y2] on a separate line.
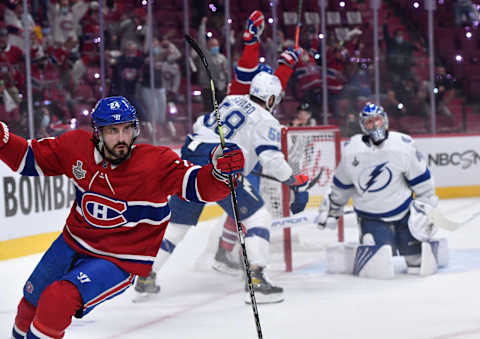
[317, 194, 344, 230]
[408, 200, 437, 241]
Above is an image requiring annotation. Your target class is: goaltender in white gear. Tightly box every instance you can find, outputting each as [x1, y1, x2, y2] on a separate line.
[133, 71, 310, 304]
[318, 103, 448, 278]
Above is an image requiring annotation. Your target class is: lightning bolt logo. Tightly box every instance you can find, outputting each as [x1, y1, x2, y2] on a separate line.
[362, 162, 389, 193]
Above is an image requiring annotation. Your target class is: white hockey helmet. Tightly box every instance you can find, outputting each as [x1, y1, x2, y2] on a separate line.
[249, 71, 282, 112]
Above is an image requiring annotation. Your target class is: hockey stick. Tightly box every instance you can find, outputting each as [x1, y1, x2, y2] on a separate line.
[432, 209, 480, 232]
[185, 34, 263, 339]
[294, 0, 304, 48]
[272, 209, 355, 229]
[251, 167, 324, 191]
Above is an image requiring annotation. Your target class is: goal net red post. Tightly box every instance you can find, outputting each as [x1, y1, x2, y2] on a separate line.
[259, 126, 343, 272]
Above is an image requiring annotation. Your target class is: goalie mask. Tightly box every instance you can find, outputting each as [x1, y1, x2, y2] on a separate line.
[249, 71, 282, 112]
[91, 96, 139, 154]
[359, 103, 389, 145]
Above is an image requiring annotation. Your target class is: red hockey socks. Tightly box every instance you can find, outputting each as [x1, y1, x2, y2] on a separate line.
[28, 280, 83, 338]
[12, 297, 36, 338]
[220, 216, 245, 251]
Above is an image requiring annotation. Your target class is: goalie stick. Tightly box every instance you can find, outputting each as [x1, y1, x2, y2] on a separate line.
[185, 34, 264, 339]
[431, 209, 480, 232]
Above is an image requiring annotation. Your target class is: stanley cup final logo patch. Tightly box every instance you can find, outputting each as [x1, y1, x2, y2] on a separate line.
[73, 160, 87, 180]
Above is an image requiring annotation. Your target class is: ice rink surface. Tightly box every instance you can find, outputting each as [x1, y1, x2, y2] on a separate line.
[1, 197, 480, 339]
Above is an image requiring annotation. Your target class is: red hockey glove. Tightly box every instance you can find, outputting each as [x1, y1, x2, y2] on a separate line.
[211, 143, 245, 183]
[278, 48, 301, 69]
[243, 10, 265, 45]
[285, 174, 309, 187]
[0, 121, 9, 149]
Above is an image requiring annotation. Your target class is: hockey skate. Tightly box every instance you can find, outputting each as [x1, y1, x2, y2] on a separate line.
[132, 271, 160, 303]
[212, 238, 242, 276]
[245, 266, 284, 304]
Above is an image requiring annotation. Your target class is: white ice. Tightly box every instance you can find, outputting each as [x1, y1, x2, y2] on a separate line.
[1, 197, 480, 339]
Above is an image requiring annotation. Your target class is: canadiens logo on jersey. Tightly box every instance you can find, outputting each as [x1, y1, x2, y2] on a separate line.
[73, 160, 86, 180]
[358, 161, 392, 193]
[81, 192, 128, 228]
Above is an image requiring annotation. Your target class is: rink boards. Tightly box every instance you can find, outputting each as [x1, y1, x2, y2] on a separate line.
[0, 133, 479, 260]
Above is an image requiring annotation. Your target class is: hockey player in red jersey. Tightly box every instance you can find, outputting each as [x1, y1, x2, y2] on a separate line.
[4, 96, 244, 338]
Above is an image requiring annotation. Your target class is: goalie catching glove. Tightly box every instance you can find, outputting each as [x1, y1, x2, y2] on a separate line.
[210, 143, 245, 184]
[317, 193, 344, 229]
[286, 174, 309, 214]
[0, 121, 9, 149]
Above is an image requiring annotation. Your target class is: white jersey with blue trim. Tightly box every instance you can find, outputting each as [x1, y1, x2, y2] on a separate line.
[330, 131, 436, 222]
[191, 94, 292, 181]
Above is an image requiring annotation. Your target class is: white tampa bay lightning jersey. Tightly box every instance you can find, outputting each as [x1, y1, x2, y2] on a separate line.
[191, 95, 292, 181]
[330, 131, 436, 222]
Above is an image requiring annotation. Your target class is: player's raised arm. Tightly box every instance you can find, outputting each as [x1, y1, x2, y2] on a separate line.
[0, 121, 69, 177]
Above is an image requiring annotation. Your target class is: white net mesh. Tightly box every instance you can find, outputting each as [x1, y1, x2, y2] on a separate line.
[260, 127, 339, 220]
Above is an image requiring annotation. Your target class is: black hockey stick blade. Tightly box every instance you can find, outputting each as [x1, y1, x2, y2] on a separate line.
[306, 167, 324, 190]
[185, 34, 213, 80]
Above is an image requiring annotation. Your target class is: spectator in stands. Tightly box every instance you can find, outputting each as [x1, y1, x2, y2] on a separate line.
[293, 49, 323, 119]
[383, 22, 419, 89]
[0, 78, 21, 125]
[196, 16, 228, 113]
[342, 112, 363, 137]
[454, 0, 480, 26]
[433, 65, 455, 117]
[326, 43, 350, 116]
[4, 0, 36, 53]
[264, 29, 291, 69]
[158, 32, 182, 103]
[110, 40, 145, 122]
[47, 0, 88, 47]
[140, 37, 167, 141]
[118, 7, 147, 51]
[290, 102, 317, 127]
[0, 26, 24, 92]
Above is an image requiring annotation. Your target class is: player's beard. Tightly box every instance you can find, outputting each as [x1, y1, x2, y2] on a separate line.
[104, 141, 132, 165]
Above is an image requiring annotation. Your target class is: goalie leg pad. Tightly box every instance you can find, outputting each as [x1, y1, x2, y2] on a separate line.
[326, 243, 394, 279]
[407, 238, 449, 275]
[354, 244, 394, 279]
[326, 243, 358, 274]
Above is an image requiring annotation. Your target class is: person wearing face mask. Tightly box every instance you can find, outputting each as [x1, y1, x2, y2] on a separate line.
[383, 21, 420, 90]
[196, 16, 228, 113]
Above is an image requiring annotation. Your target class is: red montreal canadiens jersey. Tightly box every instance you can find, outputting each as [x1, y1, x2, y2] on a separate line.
[0, 130, 230, 276]
[228, 41, 293, 95]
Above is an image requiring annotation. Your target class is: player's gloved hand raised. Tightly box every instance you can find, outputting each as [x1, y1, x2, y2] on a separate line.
[211, 143, 245, 184]
[243, 10, 265, 44]
[277, 48, 302, 69]
[286, 174, 309, 214]
[0, 121, 10, 149]
[317, 194, 343, 229]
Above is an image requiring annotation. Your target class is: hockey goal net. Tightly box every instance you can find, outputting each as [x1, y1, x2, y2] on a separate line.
[259, 125, 343, 272]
